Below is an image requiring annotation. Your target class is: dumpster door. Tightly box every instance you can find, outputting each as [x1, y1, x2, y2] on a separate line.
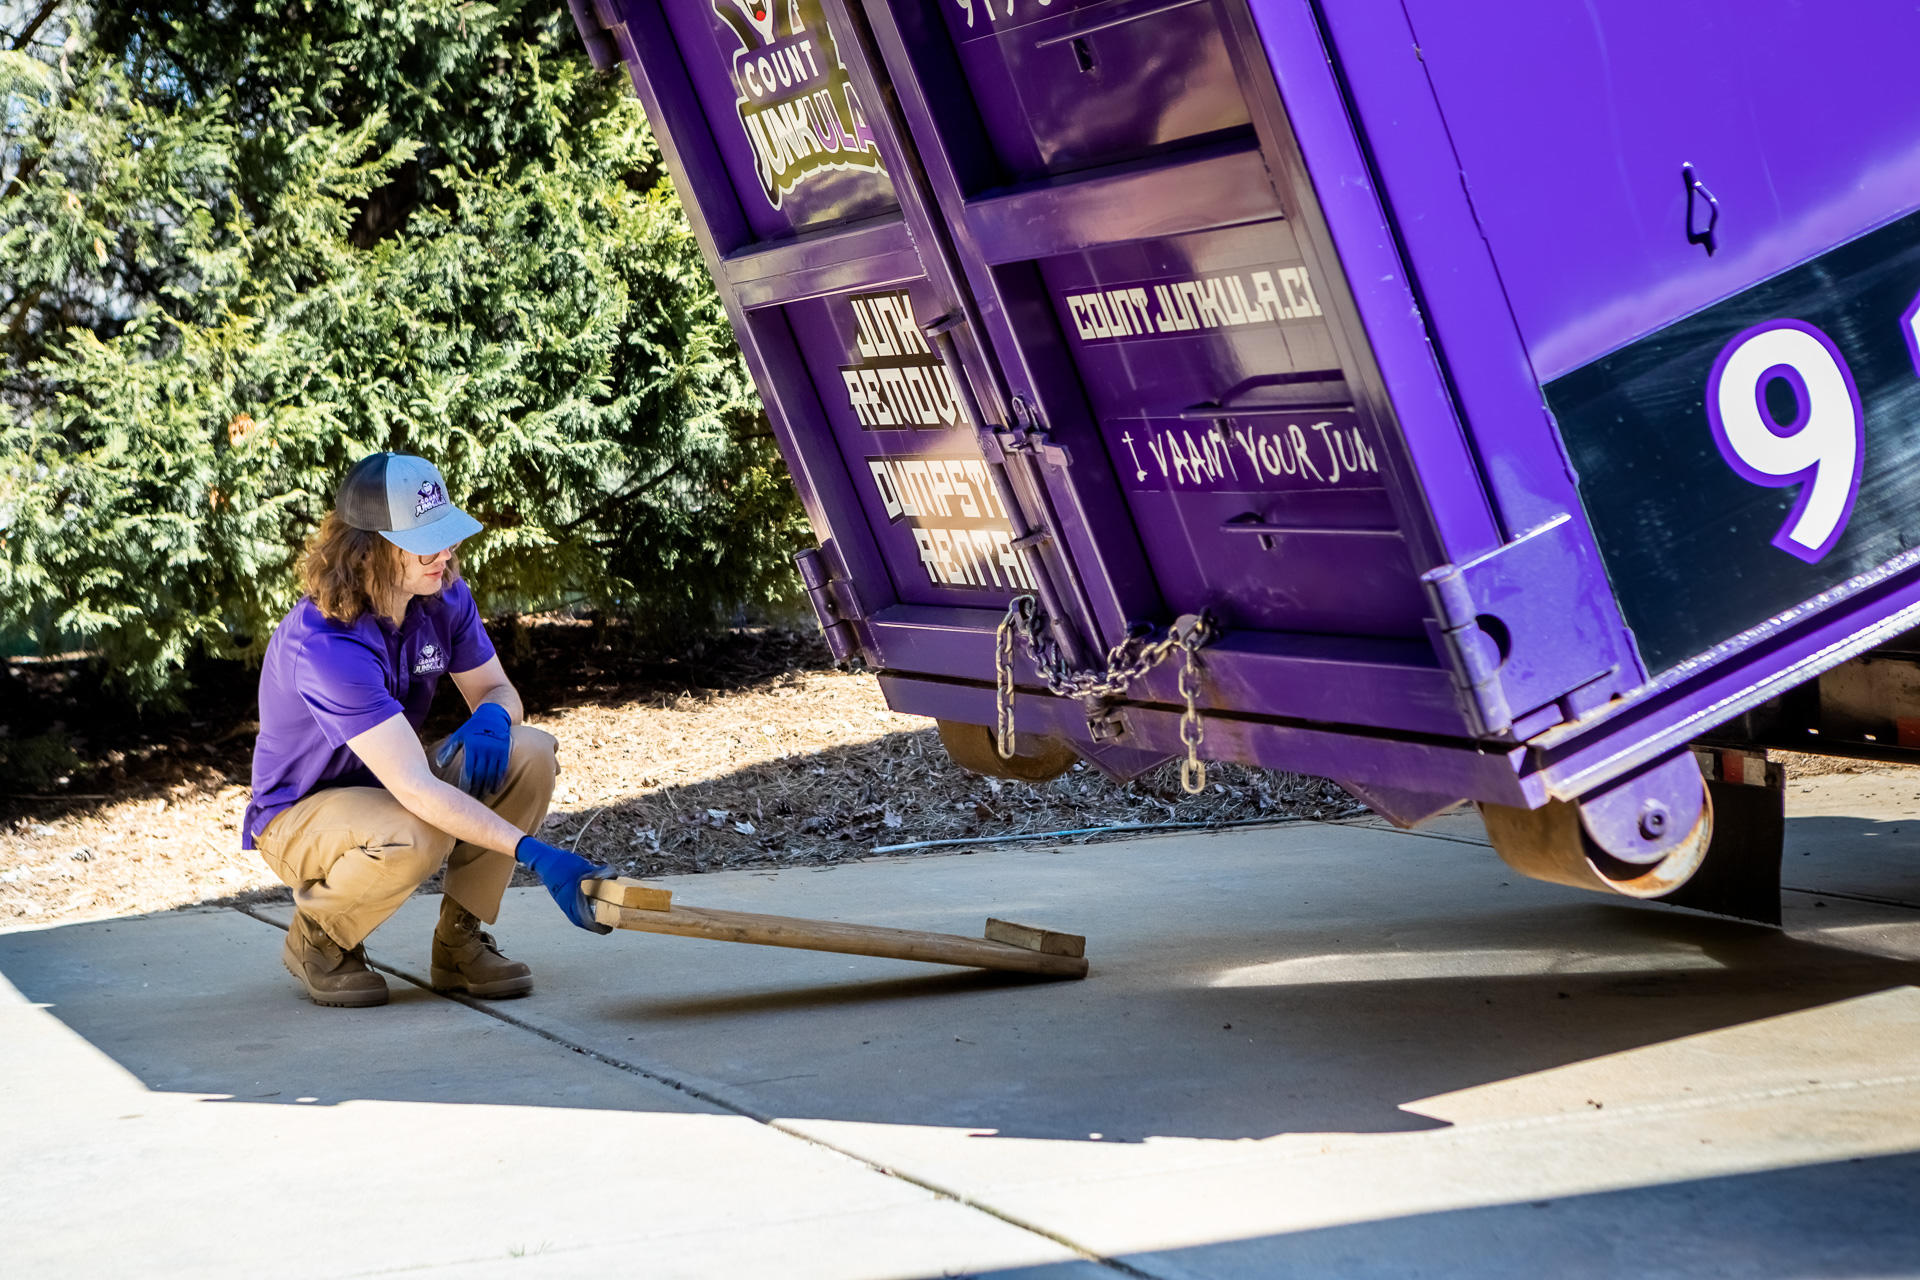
[823, 0, 1502, 737]
[590, 0, 1536, 770]
[588, 0, 1088, 680]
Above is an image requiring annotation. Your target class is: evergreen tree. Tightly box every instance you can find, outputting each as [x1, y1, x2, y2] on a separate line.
[0, 1, 805, 706]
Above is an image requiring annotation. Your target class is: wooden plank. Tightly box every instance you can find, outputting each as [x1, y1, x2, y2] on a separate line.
[584, 877, 673, 911]
[591, 900, 1089, 978]
[983, 918, 1086, 958]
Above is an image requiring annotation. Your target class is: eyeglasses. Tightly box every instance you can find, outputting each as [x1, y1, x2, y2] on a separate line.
[416, 543, 461, 566]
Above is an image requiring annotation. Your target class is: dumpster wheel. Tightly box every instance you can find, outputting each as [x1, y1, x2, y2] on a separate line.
[936, 719, 1078, 783]
[1477, 781, 1713, 899]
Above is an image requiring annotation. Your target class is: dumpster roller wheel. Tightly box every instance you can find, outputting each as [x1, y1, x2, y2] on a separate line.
[936, 719, 1078, 783]
[1479, 774, 1714, 900]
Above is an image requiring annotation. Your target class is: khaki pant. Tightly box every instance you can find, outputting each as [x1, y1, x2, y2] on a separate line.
[257, 725, 559, 950]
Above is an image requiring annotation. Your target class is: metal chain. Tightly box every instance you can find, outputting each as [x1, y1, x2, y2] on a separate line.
[993, 594, 1216, 783]
[1178, 625, 1208, 794]
[995, 603, 1020, 759]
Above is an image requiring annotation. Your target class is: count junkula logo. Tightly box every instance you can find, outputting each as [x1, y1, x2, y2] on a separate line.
[710, 0, 884, 208]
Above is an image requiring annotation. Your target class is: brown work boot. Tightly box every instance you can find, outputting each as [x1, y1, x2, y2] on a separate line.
[430, 898, 533, 998]
[283, 912, 389, 1008]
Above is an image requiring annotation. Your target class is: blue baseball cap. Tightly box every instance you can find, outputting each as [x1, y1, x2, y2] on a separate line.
[335, 452, 484, 555]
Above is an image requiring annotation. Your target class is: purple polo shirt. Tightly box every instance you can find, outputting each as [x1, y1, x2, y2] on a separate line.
[244, 579, 496, 849]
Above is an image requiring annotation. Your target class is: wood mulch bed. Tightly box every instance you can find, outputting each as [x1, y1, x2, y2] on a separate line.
[1, 624, 1363, 927]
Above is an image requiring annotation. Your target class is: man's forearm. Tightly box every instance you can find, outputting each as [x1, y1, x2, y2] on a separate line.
[393, 773, 528, 857]
[474, 683, 524, 724]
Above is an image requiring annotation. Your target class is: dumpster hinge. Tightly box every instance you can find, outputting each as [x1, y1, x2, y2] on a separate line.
[1420, 561, 1514, 739]
[794, 544, 868, 671]
[1420, 515, 1628, 741]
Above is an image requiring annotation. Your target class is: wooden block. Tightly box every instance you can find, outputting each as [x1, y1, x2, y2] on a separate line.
[584, 877, 673, 911]
[983, 918, 1086, 958]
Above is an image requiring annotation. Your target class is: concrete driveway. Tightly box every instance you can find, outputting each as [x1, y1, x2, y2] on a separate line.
[4, 771, 1918, 1278]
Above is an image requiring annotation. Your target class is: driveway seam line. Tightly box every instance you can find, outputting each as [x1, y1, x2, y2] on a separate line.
[232, 904, 1152, 1278]
[1781, 884, 1920, 911]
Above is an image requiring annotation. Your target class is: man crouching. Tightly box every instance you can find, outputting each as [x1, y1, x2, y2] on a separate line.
[244, 451, 609, 1007]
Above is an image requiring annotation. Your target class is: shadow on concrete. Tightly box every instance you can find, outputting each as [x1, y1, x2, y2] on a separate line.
[917, 1150, 1920, 1279]
[5, 875, 1916, 1144]
[0, 908, 700, 1114]
[621, 966, 1048, 1017]
[557, 887, 1920, 1143]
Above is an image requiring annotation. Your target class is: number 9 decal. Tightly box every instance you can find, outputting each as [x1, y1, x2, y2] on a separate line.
[1706, 319, 1864, 564]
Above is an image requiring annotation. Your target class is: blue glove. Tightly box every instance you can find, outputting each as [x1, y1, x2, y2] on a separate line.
[435, 703, 512, 797]
[515, 836, 614, 934]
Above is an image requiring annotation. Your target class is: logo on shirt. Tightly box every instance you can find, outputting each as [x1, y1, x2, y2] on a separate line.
[412, 643, 447, 675]
[415, 481, 446, 516]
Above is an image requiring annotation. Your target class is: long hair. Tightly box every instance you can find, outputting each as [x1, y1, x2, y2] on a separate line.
[299, 511, 460, 624]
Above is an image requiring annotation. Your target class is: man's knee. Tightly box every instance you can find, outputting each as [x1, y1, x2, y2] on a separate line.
[507, 725, 559, 781]
[485, 725, 558, 834]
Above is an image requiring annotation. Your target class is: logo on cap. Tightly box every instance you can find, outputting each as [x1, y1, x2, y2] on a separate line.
[415, 481, 446, 517]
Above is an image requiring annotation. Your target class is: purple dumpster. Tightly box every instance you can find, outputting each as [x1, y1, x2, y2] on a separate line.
[571, 0, 1920, 919]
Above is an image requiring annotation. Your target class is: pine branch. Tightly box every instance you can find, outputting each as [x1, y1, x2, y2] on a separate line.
[559, 461, 683, 534]
[2, 153, 41, 203]
[9, 0, 62, 50]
